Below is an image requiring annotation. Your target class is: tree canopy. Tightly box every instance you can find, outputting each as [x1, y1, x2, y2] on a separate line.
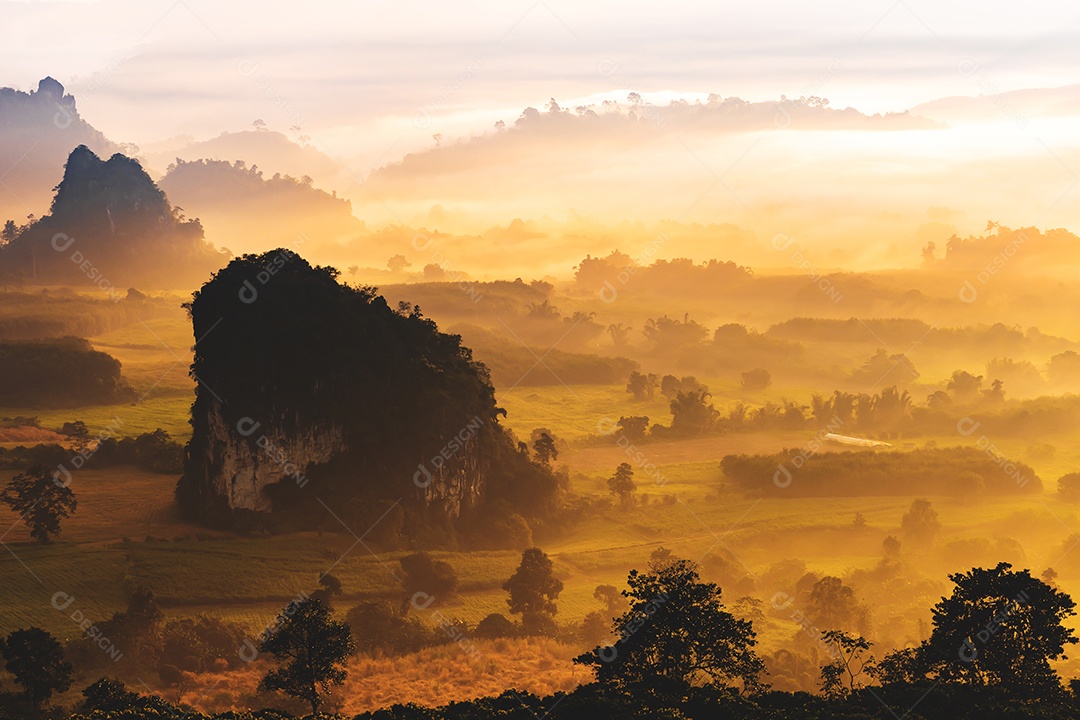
[575, 552, 764, 702]
[258, 597, 356, 714]
[0, 465, 77, 543]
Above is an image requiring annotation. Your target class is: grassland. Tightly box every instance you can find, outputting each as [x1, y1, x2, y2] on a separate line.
[4, 296, 1080, 708]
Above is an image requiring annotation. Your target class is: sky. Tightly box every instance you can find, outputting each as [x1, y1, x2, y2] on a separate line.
[4, 0, 1080, 172]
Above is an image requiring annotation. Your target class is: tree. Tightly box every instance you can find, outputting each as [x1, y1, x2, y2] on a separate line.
[580, 611, 610, 646]
[668, 390, 720, 436]
[157, 663, 192, 704]
[741, 368, 772, 391]
[806, 576, 871, 636]
[615, 416, 649, 442]
[575, 554, 764, 699]
[387, 254, 411, 272]
[947, 370, 983, 402]
[1059, 473, 1080, 502]
[475, 612, 516, 639]
[532, 432, 558, 465]
[2, 628, 73, 706]
[80, 678, 141, 713]
[874, 646, 923, 686]
[983, 378, 1006, 403]
[0, 465, 77, 544]
[96, 587, 165, 663]
[883, 535, 902, 560]
[423, 263, 446, 280]
[310, 573, 343, 607]
[346, 599, 427, 655]
[608, 323, 633, 349]
[503, 547, 564, 635]
[819, 630, 875, 698]
[1, 219, 17, 246]
[626, 371, 659, 401]
[607, 462, 638, 506]
[900, 498, 940, 549]
[921, 562, 1076, 698]
[258, 598, 356, 714]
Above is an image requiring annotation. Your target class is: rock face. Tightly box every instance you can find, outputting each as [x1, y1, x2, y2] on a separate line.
[175, 251, 547, 534]
[187, 398, 348, 512]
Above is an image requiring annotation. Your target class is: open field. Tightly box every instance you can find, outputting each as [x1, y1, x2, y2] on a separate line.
[3, 292, 1080, 710]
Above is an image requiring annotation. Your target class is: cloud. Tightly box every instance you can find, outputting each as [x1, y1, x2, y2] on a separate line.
[4, 0, 1080, 170]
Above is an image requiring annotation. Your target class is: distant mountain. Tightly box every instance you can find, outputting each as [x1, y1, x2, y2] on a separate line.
[0, 145, 227, 288]
[0, 77, 121, 223]
[159, 158, 363, 255]
[910, 84, 1080, 125]
[143, 129, 350, 190]
[353, 96, 942, 228]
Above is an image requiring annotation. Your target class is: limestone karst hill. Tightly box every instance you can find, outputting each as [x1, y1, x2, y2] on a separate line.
[175, 251, 557, 544]
[0, 145, 227, 288]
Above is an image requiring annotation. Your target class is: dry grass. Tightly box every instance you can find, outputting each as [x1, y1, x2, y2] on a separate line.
[172, 638, 585, 716]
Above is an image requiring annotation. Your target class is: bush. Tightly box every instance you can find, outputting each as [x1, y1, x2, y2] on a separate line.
[400, 552, 459, 602]
[721, 447, 1041, 497]
[474, 613, 517, 639]
[346, 600, 431, 655]
[0, 337, 136, 407]
[741, 368, 772, 391]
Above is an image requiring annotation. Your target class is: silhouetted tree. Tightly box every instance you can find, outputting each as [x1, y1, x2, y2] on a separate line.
[922, 562, 1076, 698]
[532, 432, 558, 465]
[575, 554, 764, 699]
[80, 678, 141, 713]
[259, 598, 356, 714]
[0, 465, 76, 544]
[819, 630, 875, 698]
[503, 548, 564, 635]
[311, 573, 343, 607]
[873, 646, 923, 686]
[2, 628, 73, 706]
[0, 219, 17, 246]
